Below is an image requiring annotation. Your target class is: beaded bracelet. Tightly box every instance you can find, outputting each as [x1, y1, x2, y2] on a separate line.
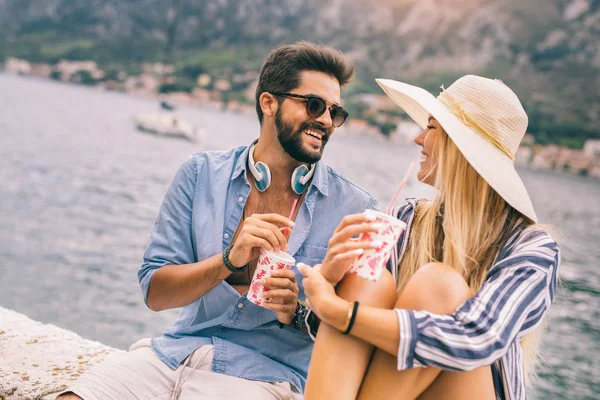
[222, 243, 247, 273]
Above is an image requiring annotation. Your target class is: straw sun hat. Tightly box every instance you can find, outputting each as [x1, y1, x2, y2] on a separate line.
[376, 75, 537, 222]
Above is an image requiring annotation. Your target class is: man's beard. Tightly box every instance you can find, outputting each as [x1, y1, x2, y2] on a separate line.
[275, 108, 329, 164]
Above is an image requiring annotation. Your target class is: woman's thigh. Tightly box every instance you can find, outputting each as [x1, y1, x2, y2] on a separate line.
[359, 263, 496, 399]
[417, 366, 496, 400]
[358, 349, 441, 400]
[359, 349, 495, 400]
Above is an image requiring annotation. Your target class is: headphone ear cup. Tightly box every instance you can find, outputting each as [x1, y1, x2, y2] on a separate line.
[254, 162, 271, 192]
[291, 165, 310, 195]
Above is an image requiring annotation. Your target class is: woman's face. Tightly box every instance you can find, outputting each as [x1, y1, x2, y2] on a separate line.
[414, 115, 442, 186]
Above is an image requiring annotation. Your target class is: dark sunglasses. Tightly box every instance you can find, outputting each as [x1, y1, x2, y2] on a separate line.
[272, 92, 349, 128]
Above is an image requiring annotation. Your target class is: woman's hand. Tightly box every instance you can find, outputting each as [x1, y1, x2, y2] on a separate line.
[262, 269, 299, 325]
[297, 263, 347, 329]
[320, 213, 384, 286]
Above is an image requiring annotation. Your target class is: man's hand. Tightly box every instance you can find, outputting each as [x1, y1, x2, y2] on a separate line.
[262, 269, 299, 325]
[228, 213, 295, 268]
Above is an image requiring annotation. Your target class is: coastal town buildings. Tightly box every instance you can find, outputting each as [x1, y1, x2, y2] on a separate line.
[3, 56, 599, 179]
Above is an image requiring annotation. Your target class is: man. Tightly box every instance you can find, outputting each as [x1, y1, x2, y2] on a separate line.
[59, 41, 377, 400]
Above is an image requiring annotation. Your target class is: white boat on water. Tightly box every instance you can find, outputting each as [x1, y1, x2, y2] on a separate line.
[134, 113, 202, 142]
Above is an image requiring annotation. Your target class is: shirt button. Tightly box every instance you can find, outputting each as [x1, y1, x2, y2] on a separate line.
[223, 233, 230, 239]
[238, 196, 244, 203]
[237, 303, 244, 309]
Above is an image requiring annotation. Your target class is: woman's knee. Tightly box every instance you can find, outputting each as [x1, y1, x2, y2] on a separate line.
[396, 262, 472, 314]
[56, 394, 83, 400]
[337, 269, 397, 309]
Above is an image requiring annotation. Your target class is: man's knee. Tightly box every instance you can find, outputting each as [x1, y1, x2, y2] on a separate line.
[396, 262, 472, 314]
[336, 269, 397, 309]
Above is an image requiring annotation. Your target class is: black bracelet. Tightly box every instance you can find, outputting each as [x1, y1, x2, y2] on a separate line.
[306, 309, 321, 339]
[222, 243, 247, 273]
[343, 301, 359, 335]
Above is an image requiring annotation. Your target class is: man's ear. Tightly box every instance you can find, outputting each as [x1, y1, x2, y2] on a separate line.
[259, 92, 278, 119]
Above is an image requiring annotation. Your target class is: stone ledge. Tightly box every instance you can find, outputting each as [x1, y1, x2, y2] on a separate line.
[0, 306, 123, 400]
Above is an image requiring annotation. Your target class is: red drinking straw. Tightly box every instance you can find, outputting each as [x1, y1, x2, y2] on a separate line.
[384, 162, 415, 215]
[289, 198, 299, 220]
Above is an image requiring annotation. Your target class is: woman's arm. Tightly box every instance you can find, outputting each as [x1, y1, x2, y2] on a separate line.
[300, 230, 560, 371]
[316, 296, 401, 355]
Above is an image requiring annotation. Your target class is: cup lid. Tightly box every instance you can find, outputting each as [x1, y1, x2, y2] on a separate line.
[260, 249, 296, 265]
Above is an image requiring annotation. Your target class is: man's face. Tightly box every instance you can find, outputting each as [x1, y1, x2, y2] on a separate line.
[275, 70, 341, 164]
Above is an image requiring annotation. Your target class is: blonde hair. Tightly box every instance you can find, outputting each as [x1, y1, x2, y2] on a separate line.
[398, 130, 544, 383]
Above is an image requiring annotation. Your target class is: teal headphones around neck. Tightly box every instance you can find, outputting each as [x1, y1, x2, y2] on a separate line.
[248, 143, 315, 195]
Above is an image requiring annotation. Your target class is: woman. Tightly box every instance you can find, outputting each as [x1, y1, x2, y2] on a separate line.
[297, 75, 560, 400]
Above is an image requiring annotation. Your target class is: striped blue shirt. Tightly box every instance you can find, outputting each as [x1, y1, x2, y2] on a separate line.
[388, 199, 560, 400]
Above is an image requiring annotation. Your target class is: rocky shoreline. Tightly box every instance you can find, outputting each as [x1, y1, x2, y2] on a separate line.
[0, 307, 122, 400]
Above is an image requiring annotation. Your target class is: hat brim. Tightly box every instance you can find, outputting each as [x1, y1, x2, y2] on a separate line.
[376, 78, 537, 222]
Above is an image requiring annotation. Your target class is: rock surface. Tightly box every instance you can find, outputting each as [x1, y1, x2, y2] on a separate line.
[0, 307, 123, 400]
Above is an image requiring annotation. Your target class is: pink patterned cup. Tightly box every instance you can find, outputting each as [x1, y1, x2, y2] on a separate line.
[248, 249, 296, 307]
[349, 209, 406, 281]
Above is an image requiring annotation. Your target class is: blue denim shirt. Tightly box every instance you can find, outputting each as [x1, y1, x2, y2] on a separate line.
[138, 144, 377, 393]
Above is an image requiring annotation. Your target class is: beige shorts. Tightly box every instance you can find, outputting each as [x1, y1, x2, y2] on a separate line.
[59, 339, 302, 400]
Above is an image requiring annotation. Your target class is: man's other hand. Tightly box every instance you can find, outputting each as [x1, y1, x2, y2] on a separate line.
[262, 269, 299, 325]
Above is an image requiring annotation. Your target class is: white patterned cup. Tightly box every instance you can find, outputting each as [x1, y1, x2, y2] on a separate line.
[248, 249, 296, 307]
[349, 209, 406, 281]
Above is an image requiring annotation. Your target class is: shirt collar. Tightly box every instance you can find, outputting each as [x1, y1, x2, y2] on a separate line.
[231, 142, 329, 197]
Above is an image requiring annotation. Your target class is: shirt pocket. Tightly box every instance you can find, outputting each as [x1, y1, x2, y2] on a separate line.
[293, 244, 328, 300]
[293, 243, 328, 266]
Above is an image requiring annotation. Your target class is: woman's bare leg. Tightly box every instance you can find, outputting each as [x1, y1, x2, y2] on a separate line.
[358, 263, 495, 400]
[417, 367, 495, 400]
[303, 270, 397, 400]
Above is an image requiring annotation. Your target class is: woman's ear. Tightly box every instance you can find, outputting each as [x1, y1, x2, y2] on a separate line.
[259, 92, 278, 119]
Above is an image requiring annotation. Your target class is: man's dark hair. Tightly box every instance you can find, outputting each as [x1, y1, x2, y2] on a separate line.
[255, 41, 354, 124]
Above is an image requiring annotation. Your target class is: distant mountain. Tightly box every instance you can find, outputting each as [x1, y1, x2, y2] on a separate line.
[1, 0, 599, 145]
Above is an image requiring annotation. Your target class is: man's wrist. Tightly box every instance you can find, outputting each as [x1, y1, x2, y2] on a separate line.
[222, 244, 247, 272]
[227, 246, 243, 267]
[279, 307, 296, 328]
